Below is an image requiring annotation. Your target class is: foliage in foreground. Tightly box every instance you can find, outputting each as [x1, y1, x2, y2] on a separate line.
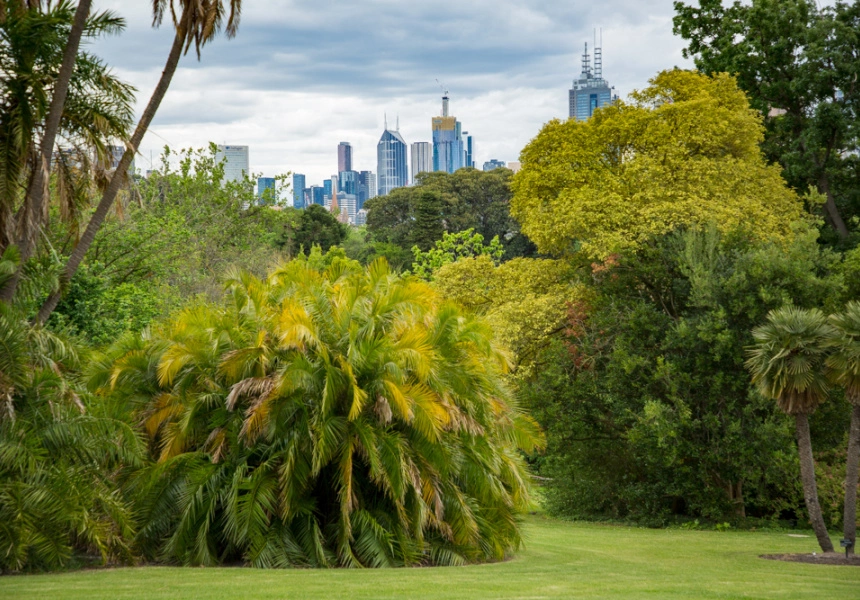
[94, 258, 543, 567]
[0, 299, 141, 573]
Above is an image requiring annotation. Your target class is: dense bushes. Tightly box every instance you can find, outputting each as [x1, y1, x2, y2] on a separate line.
[91, 258, 542, 567]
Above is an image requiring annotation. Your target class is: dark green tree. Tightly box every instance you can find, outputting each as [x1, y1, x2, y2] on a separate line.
[294, 204, 347, 254]
[526, 225, 847, 524]
[673, 0, 860, 243]
[365, 168, 534, 259]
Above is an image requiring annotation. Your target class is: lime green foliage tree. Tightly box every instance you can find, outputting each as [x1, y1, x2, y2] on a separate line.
[826, 302, 860, 553]
[512, 70, 805, 259]
[411, 228, 504, 280]
[433, 256, 577, 374]
[94, 259, 542, 567]
[673, 0, 860, 242]
[0, 256, 141, 571]
[746, 306, 835, 552]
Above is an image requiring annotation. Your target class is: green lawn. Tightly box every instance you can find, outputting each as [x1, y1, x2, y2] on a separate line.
[3, 516, 858, 599]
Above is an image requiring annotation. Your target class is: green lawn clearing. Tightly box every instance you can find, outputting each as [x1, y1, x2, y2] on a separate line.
[2, 516, 858, 599]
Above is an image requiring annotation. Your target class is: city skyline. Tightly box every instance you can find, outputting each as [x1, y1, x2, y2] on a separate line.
[89, 1, 691, 186]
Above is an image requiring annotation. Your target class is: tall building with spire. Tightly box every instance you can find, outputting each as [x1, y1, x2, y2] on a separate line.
[376, 118, 408, 196]
[569, 38, 617, 121]
[432, 93, 464, 173]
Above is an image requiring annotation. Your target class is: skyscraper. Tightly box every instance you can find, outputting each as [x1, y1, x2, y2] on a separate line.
[337, 142, 353, 172]
[377, 122, 408, 196]
[358, 170, 376, 209]
[432, 93, 464, 173]
[215, 145, 250, 183]
[293, 173, 306, 208]
[568, 41, 617, 121]
[411, 142, 432, 182]
[257, 177, 275, 203]
[338, 170, 359, 196]
[464, 133, 475, 169]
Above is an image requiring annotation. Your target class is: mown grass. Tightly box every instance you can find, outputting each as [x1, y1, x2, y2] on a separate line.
[3, 516, 858, 599]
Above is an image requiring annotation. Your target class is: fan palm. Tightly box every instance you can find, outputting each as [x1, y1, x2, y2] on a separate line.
[746, 305, 835, 552]
[96, 257, 543, 567]
[825, 301, 860, 554]
[36, 0, 243, 322]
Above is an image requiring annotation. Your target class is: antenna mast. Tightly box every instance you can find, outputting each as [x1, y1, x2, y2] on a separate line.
[594, 28, 603, 80]
[436, 79, 449, 117]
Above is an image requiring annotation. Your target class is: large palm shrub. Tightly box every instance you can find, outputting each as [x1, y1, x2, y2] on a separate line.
[95, 258, 543, 567]
[0, 290, 141, 571]
[746, 305, 835, 552]
[826, 301, 860, 554]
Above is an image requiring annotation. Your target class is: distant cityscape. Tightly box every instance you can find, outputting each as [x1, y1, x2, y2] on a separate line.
[209, 39, 615, 226]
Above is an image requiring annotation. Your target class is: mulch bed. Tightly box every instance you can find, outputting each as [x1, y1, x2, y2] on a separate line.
[760, 552, 860, 566]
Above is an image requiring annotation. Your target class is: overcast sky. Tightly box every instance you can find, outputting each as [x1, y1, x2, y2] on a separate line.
[89, 0, 692, 192]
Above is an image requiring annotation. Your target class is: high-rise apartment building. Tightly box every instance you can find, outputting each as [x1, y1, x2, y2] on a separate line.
[377, 123, 408, 196]
[293, 174, 306, 208]
[338, 142, 353, 172]
[569, 41, 617, 121]
[464, 133, 475, 168]
[257, 177, 276, 202]
[358, 170, 377, 209]
[432, 94, 464, 173]
[215, 145, 250, 183]
[411, 142, 432, 182]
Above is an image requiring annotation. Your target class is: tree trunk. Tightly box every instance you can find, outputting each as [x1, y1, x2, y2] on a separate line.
[34, 23, 187, 324]
[819, 176, 849, 240]
[795, 413, 834, 552]
[0, 0, 92, 303]
[844, 402, 860, 554]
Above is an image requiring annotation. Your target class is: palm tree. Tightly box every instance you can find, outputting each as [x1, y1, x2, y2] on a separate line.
[0, 2, 134, 300]
[746, 305, 835, 552]
[35, 0, 243, 322]
[0, 297, 142, 571]
[825, 301, 860, 554]
[96, 258, 543, 566]
[9, 0, 92, 289]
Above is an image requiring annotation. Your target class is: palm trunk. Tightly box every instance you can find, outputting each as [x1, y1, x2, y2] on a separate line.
[796, 413, 834, 552]
[0, 0, 92, 303]
[843, 402, 860, 554]
[34, 22, 187, 324]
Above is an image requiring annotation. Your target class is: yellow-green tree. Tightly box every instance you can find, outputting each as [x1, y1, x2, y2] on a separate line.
[433, 256, 582, 375]
[511, 70, 805, 259]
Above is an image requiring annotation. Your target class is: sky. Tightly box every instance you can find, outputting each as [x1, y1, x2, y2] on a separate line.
[88, 0, 692, 193]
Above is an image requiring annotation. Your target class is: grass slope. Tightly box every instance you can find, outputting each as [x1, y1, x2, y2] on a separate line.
[3, 516, 858, 599]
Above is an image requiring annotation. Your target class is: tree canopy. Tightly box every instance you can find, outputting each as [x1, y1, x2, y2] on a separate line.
[511, 70, 806, 259]
[673, 0, 860, 243]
